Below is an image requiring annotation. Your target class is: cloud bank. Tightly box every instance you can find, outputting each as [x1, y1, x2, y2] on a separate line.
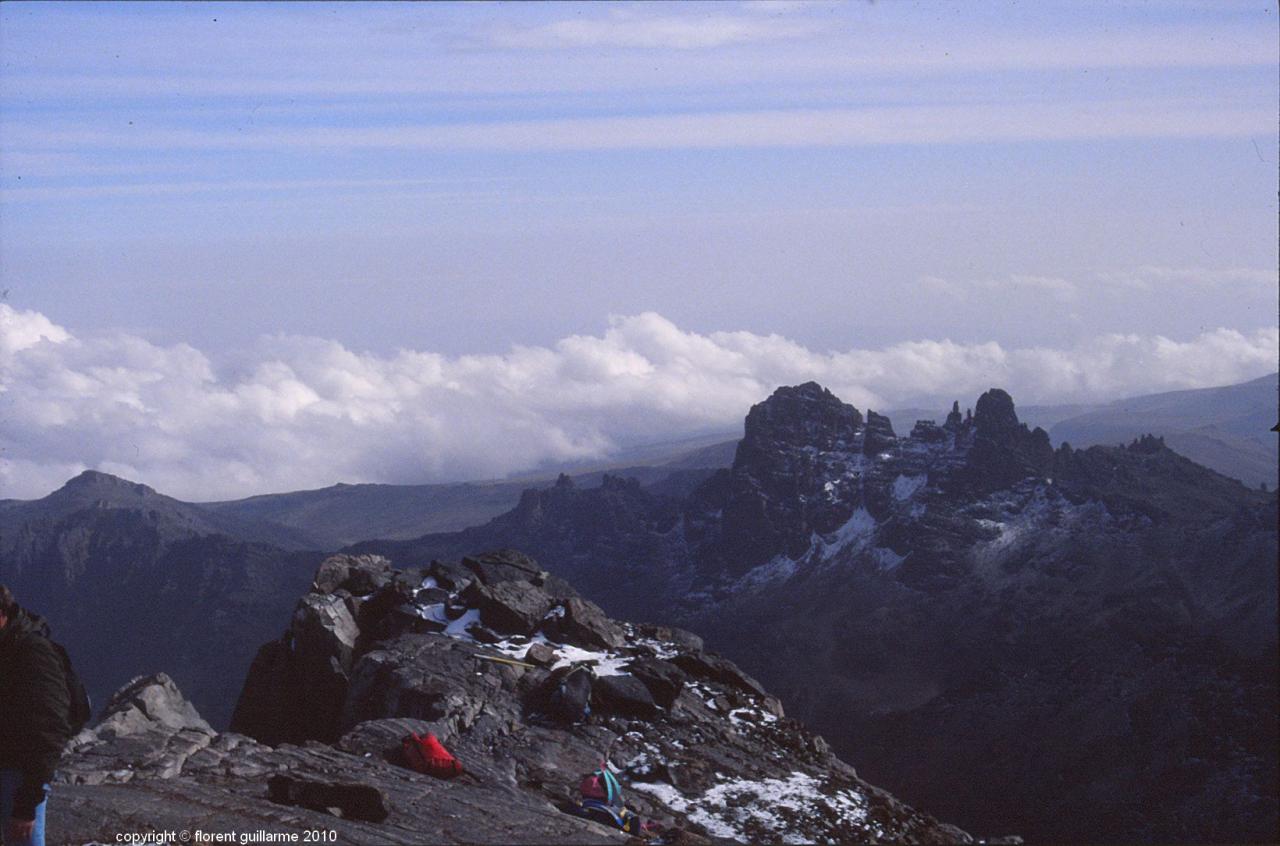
[2, 304, 1275, 500]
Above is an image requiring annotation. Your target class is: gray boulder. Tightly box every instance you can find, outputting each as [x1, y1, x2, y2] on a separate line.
[626, 657, 687, 709]
[591, 674, 657, 717]
[294, 593, 360, 672]
[544, 597, 625, 650]
[671, 650, 769, 699]
[463, 550, 543, 585]
[312, 554, 393, 596]
[461, 579, 554, 636]
[59, 673, 214, 784]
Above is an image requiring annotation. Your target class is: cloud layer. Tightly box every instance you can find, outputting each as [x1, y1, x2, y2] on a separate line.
[2, 305, 1275, 501]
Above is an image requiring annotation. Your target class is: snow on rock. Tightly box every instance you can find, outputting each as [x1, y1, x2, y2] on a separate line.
[443, 608, 481, 638]
[633, 770, 880, 845]
[417, 587, 680, 681]
[735, 552, 801, 590]
[892, 473, 927, 502]
[870, 547, 906, 572]
[821, 507, 876, 556]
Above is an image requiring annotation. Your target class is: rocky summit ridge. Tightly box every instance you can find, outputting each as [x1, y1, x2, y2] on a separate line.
[51, 551, 978, 845]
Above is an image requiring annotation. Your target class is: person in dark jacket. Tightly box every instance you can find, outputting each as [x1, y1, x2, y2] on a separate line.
[0, 584, 71, 846]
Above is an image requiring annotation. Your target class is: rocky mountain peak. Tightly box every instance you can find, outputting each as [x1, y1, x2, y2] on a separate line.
[53, 469, 159, 504]
[742, 381, 864, 452]
[717, 383, 871, 573]
[973, 388, 1020, 438]
[53, 551, 974, 845]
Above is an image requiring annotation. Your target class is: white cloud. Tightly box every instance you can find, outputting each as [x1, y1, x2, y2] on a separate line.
[1, 304, 1275, 500]
[0, 304, 70, 356]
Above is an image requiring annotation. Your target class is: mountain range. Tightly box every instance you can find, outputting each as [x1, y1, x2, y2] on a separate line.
[1, 373, 1275, 841]
[353, 383, 1278, 843]
[199, 371, 1277, 549]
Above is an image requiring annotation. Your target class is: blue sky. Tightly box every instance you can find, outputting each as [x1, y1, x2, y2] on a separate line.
[0, 1, 1277, 498]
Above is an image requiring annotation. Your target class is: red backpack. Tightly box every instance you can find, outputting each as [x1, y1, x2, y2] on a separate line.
[401, 731, 463, 779]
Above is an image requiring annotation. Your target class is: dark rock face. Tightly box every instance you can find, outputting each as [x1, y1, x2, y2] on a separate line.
[463, 549, 543, 585]
[591, 674, 658, 717]
[230, 582, 366, 745]
[720, 382, 867, 573]
[53, 555, 971, 846]
[863, 410, 898, 455]
[627, 657, 687, 709]
[912, 419, 947, 443]
[461, 579, 553, 636]
[672, 651, 770, 700]
[945, 401, 964, 431]
[367, 383, 1278, 844]
[973, 388, 1020, 438]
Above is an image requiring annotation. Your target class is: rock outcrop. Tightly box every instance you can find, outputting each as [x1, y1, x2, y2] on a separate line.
[720, 382, 867, 573]
[59, 673, 215, 784]
[53, 551, 973, 845]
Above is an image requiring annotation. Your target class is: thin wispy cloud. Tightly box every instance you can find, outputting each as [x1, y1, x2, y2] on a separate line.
[1095, 266, 1277, 292]
[923, 274, 1079, 302]
[921, 264, 1276, 302]
[1, 176, 509, 203]
[9, 101, 1271, 158]
[489, 10, 818, 50]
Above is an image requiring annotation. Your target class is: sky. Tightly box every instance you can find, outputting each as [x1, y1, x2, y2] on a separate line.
[1, 1, 1277, 500]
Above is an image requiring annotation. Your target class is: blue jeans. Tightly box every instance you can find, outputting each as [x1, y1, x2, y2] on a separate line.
[0, 770, 46, 846]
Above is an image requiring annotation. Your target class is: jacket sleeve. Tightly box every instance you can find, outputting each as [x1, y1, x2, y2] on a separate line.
[10, 637, 71, 821]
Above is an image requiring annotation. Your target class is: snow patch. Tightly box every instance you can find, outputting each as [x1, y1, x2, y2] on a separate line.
[892, 473, 926, 502]
[443, 608, 481, 638]
[822, 507, 876, 555]
[417, 602, 451, 625]
[633, 771, 872, 845]
[736, 552, 800, 590]
[728, 706, 779, 727]
[870, 547, 906, 572]
[548, 643, 630, 677]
